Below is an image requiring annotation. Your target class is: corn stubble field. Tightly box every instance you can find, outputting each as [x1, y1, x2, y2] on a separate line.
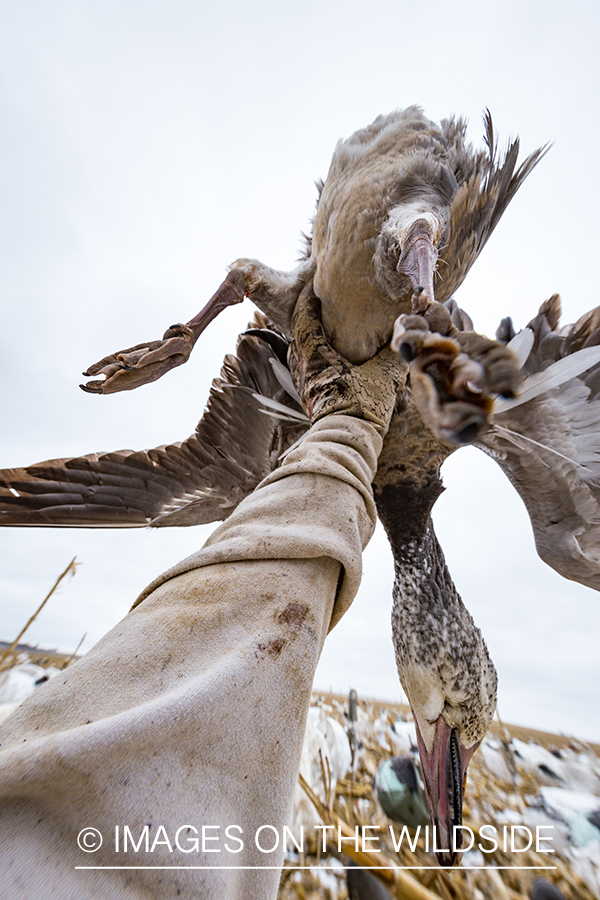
[278, 693, 600, 900]
[1, 640, 598, 900]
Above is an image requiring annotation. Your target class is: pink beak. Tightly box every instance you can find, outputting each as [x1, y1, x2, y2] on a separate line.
[396, 219, 438, 313]
[414, 717, 478, 866]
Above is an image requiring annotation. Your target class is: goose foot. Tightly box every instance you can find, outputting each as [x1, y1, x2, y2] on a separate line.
[80, 269, 247, 394]
[391, 304, 521, 445]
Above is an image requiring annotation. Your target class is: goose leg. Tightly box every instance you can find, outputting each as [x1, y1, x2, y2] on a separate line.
[80, 269, 247, 394]
[391, 305, 522, 445]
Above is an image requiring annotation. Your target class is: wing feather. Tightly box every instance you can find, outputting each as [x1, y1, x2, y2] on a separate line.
[437, 113, 549, 301]
[0, 324, 306, 528]
[481, 297, 600, 590]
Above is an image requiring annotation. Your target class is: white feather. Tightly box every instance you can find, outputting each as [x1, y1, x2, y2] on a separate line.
[492, 424, 574, 469]
[251, 393, 309, 422]
[493, 346, 600, 414]
[506, 327, 534, 367]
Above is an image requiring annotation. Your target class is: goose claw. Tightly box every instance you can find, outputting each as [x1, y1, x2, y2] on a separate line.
[80, 270, 249, 395]
[392, 307, 521, 445]
[80, 324, 195, 394]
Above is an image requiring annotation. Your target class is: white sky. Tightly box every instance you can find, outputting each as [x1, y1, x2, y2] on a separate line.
[1, 0, 599, 741]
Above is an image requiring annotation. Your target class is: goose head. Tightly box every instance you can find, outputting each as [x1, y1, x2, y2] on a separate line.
[391, 531, 497, 866]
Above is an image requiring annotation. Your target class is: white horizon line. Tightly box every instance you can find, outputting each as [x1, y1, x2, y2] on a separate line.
[75, 865, 558, 871]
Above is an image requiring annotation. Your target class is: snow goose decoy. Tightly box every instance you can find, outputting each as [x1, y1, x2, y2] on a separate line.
[346, 860, 394, 900]
[372, 756, 430, 829]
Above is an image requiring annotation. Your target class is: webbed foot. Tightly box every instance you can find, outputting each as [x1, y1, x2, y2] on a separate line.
[81, 323, 196, 394]
[391, 302, 521, 445]
[80, 270, 247, 394]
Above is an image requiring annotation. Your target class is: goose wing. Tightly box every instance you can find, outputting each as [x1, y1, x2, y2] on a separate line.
[0, 324, 306, 529]
[480, 295, 600, 590]
[436, 111, 549, 302]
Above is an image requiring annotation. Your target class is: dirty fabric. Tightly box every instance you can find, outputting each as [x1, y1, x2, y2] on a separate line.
[0, 414, 381, 900]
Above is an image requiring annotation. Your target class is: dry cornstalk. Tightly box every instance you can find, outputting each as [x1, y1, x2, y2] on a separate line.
[298, 772, 442, 900]
[0, 557, 78, 671]
[61, 631, 87, 669]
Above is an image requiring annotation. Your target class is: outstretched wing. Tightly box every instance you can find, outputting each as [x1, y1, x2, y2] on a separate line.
[480, 295, 600, 590]
[0, 323, 307, 528]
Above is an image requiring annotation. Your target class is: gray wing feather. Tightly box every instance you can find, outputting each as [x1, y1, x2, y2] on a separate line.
[481, 296, 600, 590]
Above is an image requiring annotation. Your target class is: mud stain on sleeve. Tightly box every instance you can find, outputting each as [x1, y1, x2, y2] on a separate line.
[254, 604, 310, 660]
[276, 603, 308, 632]
[254, 636, 286, 659]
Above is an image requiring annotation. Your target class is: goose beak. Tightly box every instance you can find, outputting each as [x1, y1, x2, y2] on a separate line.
[396, 218, 439, 313]
[414, 717, 478, 867]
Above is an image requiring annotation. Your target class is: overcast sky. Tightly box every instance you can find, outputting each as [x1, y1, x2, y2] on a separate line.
[1, 0, 599, 742]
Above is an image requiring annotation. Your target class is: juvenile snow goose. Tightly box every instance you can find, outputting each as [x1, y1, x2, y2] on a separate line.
[80, 106, 545, 392]
[4, 108, 596, 866]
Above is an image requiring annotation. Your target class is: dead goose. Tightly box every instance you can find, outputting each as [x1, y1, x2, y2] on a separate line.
[80, 106, 545, 402]
[373, 293, 600, 862]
